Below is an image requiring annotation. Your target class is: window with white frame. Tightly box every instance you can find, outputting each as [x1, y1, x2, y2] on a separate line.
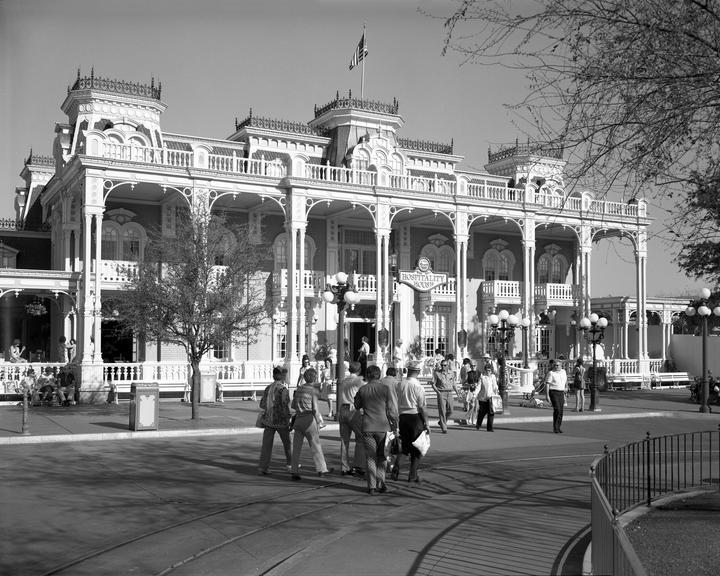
[482, 239, 515, 280]
[537, 244, 568, 284]
[102, 221, 146, 261]
[212, 339, 231, 360]
[275, 313, 287, 360]
[353, 149, 370, 171]
[272, 233, 315, 270]
[391, 153, 403, 174]
[341, 228, 376, 274]
[421, 306, 450, 357]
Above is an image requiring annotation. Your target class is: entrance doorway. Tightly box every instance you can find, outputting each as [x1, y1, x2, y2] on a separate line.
[348, 322, 374, 363]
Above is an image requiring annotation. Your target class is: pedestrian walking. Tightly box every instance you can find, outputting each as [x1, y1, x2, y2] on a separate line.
[475, 363, 499, 431]
[394, 361, 429, 482]
[354, 365, 397, 495]
[545, 359, 568, 433]
[337, 361, 366, 477]
[258, 366, 293, 475]
[290, 368, 333, 480]
[296, 354, 311, 387]
[463, 369, 479, 425]
[431, 357, 459, 433]
[357, 336, 370, 378]
[572, 357, 586, 412]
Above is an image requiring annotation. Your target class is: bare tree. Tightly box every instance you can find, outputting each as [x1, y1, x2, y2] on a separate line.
[441, 0, 720, 206]
[116, 208, 269, 419]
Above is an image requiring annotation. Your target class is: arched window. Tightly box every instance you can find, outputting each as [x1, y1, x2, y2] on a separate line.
[375, 150, 387, 167]
[391, 153, 403, 174]
[537, 244, 568, 284]
[272, 233, 316, 270]
[482, 239, 515, 281]
[102, 224, 120, 259]
[354, 149, 370, 171]
[122, 226, 142, 261]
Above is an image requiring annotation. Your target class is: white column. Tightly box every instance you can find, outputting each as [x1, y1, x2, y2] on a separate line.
[80, 209, 94, 363]
[93, 213, 103, 362]
[287, 225, 298, 363]
[298, 225, 306, 358]
[374, 230, 383, 358]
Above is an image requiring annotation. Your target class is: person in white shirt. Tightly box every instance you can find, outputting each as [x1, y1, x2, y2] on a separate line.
[395, 361, 429, 483]
[475, 363, 499, 431]
[545, 359, 568, 433]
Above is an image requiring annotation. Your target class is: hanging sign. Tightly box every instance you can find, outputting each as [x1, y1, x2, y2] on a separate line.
[398, 257, 448, 292]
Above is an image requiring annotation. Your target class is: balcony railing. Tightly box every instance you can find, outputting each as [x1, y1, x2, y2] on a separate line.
[84, 142, 644, 219]
[535, 283, 578, 302]
[481, 280, 522, 301]
[272, 269, 324, 295]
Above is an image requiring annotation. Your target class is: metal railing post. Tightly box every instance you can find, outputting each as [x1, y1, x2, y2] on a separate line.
[645, 431, 651, 507]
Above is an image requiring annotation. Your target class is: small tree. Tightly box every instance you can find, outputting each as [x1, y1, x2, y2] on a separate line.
[116, 208, 268, 419]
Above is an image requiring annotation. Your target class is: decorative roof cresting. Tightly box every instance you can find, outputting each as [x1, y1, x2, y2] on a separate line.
[68, 68, 162, 100]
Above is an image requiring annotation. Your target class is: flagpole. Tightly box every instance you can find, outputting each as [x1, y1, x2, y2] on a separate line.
[361, 23, 366, 99]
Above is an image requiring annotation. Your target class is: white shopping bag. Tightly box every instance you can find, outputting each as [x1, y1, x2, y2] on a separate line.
[411, 430, 431, 457]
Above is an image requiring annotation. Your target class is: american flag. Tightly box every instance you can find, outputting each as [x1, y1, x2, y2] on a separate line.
[349, 32, 368, 70]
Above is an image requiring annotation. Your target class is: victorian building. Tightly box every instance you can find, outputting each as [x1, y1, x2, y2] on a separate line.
[1, 71, 655, 397]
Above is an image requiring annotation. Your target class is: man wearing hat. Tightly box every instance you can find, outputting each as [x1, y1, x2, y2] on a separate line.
[431, 356, 460, 433]
[393, 361, 429, 482]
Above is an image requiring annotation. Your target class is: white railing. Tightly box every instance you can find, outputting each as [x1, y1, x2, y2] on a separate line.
[481, 280, 522, 300]
[534, 283, 578, 302]
[272, 269, 324, 294]
[352, 273, 377, 294]
[99, 260, 139, 283]
[389, 174, 456, 195]
[304, 164, 376, 185]
[89, 143, 644, 220]
[103, 360, 275, 385]
[104, 143, 192, 167]
[1, 363, 69, 394]
[467, 181, 523, 202]
[430, 277, 456, 297]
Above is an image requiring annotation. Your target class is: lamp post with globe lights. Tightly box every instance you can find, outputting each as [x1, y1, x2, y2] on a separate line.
[579, 313, 608, 412]
[488, 310, 525, 414]
[322, 272, 360, 388]
[685, 288, 720, 413]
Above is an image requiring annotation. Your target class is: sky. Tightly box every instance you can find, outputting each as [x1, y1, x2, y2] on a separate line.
[0, 0, 704, 299]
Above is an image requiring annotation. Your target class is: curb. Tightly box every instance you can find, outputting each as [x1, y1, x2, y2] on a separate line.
[0, 411, 679, 445]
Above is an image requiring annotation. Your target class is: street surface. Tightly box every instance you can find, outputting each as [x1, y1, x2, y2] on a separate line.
[1, 403, 716, 576]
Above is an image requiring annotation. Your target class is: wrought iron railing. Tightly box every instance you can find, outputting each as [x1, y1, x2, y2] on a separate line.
[592, 427, 720, 516]
[590, 427, 720, 576]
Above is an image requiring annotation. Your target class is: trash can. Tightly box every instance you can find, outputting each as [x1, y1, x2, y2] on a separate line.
[129, 382, 159, 431]
[587, 366, 608, 392]
[200, 372, 217, 403]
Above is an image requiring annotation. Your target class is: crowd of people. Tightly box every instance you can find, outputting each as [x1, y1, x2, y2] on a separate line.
[5, 336, 79, 406]
[256, 348, 583, 494]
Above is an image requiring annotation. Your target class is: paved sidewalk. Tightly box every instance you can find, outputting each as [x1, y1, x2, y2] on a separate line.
[1, 386, 718, 576]
[0, 386, 713, 445]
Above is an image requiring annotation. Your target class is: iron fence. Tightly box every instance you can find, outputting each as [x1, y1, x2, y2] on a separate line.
[593, 426, 720, 515]
[590, 426, 720, 576]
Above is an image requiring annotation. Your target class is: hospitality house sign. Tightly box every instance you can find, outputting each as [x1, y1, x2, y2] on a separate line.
[398, 257, 448, 292]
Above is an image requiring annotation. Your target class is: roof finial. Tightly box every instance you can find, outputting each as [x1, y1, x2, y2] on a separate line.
[349, 88, 352, 98]
[249, 107, 253, 118]
[90, 67, 94, 80]
[77, 68, 81, 80]
[336, 90, 339, 100]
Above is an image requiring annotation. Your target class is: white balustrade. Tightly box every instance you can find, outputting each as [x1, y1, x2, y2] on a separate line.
[304, 164, 376, 185]
[99, 260, 139, 283]
[353, 273, 377, 294]
[482, 280, 521, 299]
[535, 283, 578, 302]
[89, 143, 641, 219]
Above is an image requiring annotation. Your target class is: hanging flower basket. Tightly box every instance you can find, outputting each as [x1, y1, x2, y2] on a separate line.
[25, 299, 47, 316]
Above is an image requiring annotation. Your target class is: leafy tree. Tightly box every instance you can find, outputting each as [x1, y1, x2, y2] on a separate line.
[440, 0, 720, 207]
[116, 208, 269, 419]
[677, 173, 720, 284]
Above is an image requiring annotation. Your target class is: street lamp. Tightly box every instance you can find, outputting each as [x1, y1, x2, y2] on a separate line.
[519, 316, 531, 369]
[489, 309, 521, 413]
[579, 313, 608, 412]
[322, 272, 360, 389]
[685, 287, 720, 413]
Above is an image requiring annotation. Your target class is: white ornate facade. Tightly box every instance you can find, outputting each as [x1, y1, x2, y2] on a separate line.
[1, 71, 654, 395]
